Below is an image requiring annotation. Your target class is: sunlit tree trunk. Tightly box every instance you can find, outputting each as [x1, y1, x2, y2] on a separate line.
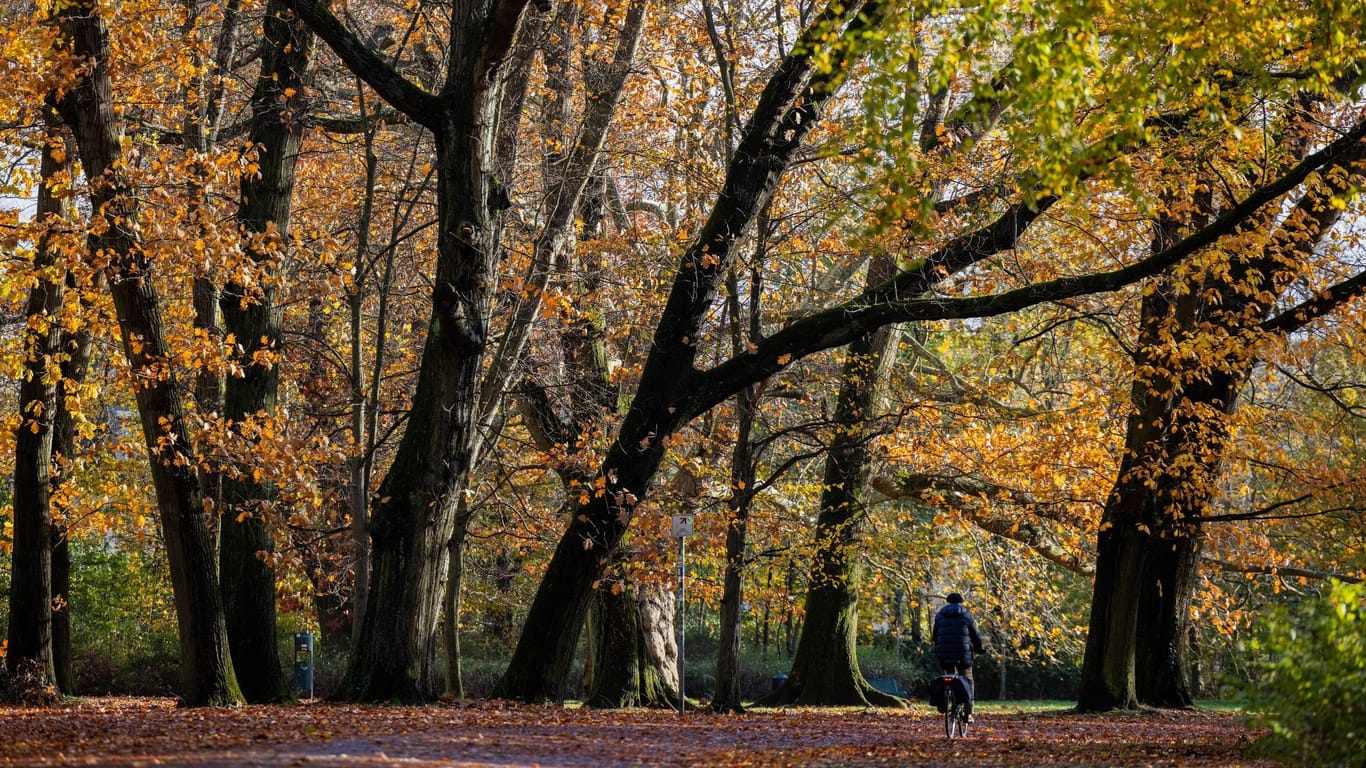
[1080, 136, 1366, 711]
[1135, 524, 1203, 707]
[584, 558, 680, 709]
[51, 0, 242, 705]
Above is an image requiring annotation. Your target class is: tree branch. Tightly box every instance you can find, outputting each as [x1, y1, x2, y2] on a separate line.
[691, 120, 1366, 418]
[282, 0, 442, 130]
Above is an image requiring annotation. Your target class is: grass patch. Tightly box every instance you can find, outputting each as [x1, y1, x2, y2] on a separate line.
[1194, 698, 1250, 713]
[976, 699, 1075, 714]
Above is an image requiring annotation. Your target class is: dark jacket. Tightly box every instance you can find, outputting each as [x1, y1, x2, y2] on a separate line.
[932, 603, 984, 666]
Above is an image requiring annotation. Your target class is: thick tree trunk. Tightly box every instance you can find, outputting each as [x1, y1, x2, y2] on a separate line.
[636, 584, 680, 705]
[6, 116, 68, 684]
[51, 2, 242, 706]
[1076, 507, 1145, 711]
[281, 0, 531, 703]
[779, 254, 901, 707]
[334, 99, 504, 696]
[1078, 121, 1366, 713]
[584, 579, 641, 708]
[217, 0, 315, 704]
[1135, 526, 1202, 707]
[583, 557, 680, 709]
[49, 531, 72, 693]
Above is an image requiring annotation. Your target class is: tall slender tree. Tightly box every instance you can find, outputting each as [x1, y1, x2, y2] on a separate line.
[216, 0, 320, 703]
[49, 0, 243, 705]
[6, 111, 71, 686]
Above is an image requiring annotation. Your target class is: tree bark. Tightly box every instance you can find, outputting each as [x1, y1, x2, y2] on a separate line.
[50, 1, 242, 706]
[776, 290, 902, 707]
[1134, 525, 1202, 707]
[217, 0, 316, 704]
[6, 115, 68, 685]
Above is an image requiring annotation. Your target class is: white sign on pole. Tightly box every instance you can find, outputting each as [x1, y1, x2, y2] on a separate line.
[670, 512, 694, 714]
[671, 513, 695, 538]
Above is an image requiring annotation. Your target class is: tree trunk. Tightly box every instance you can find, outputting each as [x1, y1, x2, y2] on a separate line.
[584, 578, 640, 708]
[582, 554, 680, 709]
[1078, 144, 1361, 711]
[1076, 511, 1145, 711]
[51, 2, 242, 706]
[1135, 526, 1202, 707]
[712, 391, 756, 713]
[6, 114, 68, 684]
[217, 0, 315, 704]
[494, 1, 885, 702]
[637, 584, 680, 705]
[50, 270, 99, 697]
[282, 0, 532, 703]
[779, 254, 901, 707]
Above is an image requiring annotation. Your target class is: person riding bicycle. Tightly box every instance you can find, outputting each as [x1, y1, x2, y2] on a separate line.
[932, 591, 984, 720]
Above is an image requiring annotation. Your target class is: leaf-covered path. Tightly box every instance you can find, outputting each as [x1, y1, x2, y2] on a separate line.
[0, 697, 1272, 767]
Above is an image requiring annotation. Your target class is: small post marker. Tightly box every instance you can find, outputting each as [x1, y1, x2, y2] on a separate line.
[671, 513, 694, 715]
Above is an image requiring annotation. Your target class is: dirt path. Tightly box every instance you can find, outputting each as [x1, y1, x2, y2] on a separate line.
[0, 697, 1274, 767]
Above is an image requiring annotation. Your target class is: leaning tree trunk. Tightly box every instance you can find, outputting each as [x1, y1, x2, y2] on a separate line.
[51, 1, 242, 706]
[6, 115, 68, 684]
[493, 1, 886, 702]
[217, 0, 315, 704]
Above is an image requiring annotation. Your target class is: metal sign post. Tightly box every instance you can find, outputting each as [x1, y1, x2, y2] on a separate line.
[670, 513, 694, 716]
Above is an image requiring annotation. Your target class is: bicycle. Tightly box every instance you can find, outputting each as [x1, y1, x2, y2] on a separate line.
[936, 674, 971, 739]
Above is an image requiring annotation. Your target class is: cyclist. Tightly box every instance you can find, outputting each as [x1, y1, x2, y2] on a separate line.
[932, 591, 984, 720]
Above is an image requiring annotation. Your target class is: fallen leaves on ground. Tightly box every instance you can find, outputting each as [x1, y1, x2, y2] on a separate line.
[0, 697, 1274, 767]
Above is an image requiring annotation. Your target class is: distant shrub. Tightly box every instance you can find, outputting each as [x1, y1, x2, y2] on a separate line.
[67, 542, 181, 695]
[1240, 580, 1365, 768]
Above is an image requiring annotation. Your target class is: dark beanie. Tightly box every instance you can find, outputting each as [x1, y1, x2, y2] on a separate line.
[946, 592, 964, 604]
